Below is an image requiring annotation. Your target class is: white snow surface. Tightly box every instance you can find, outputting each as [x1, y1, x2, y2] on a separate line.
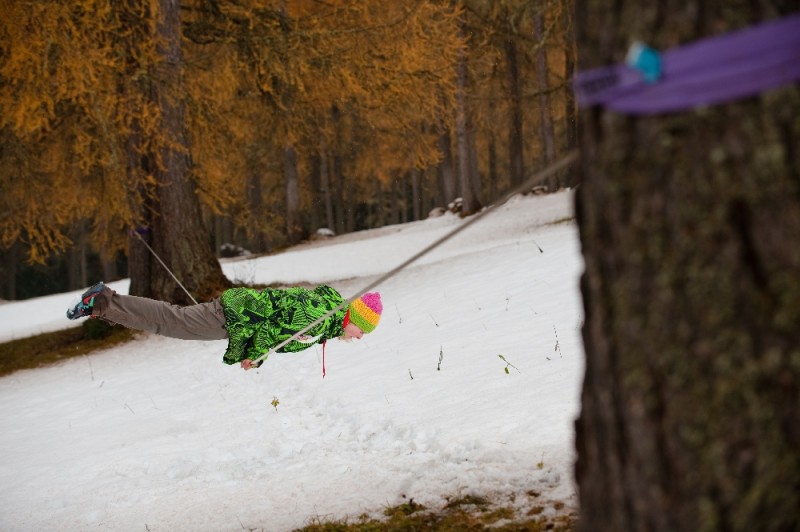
[0, 191, 584, 531]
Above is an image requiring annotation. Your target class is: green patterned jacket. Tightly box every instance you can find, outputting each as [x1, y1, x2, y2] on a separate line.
[219, 285, 347, 365]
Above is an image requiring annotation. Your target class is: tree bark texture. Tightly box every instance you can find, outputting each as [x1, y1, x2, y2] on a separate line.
[505, 32, 524, 187]
[247, 154, 268, 253]
[534, 13, 557, 189]
[563, 1, 579, 188]
[437, 124, 457, 205]
[410, 167, 421, 221]
[320, 144, 335, 231]
[68, 220, 88, 290]
[284, 144, 303, 244]
[146, 0, 228, 304]
[373, 180, 385, 227]
[488, 128, 498, 200]
[575, 3, 800, 531]
[331, 106, 347, 235]
[467, 127, 482, 209]
[1, 243, 18, 300]
[455, 16, 481, 216]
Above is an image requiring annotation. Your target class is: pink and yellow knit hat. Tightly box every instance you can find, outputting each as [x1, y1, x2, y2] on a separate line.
[346, 292, 383, 333]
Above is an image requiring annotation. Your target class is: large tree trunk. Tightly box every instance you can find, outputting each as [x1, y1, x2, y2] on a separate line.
[284, 144, 303, 244]
[410, 167, 421, 221]
[331, 106, 346, 235]
[504, 27, 524, 188]
[246, 149, 268, 253]
[562, 2, 579, 188]
[135, 0, 228, 304]
[319, 142, 335, 231]
[390, 177, 400, 225]
[101, 255, 118, 285]
[455, 15, 481, 216]
[575, 4, 800, 531]
[437, 123, 457, 206]
[67, 220, 88, 290]
[374, 180, 385, 227]
[308, 153, 321, 233]
[1, 243, 18, 300]
[534, 13, 556, 189]
[488, 126, 498, 201]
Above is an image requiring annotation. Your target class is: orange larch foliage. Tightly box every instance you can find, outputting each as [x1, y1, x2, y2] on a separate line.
[2, 0, 574, 262]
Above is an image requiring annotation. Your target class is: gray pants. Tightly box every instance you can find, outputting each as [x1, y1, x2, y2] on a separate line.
[92, 286, 229, 341]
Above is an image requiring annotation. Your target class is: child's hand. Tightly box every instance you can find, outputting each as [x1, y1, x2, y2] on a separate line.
[240, 359, 256, 371]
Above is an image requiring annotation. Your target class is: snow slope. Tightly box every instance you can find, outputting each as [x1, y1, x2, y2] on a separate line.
[0, 190, 584, 531]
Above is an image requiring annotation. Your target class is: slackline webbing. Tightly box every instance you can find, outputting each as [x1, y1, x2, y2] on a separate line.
[573, 13, 800, 114]
[250, 150, 579, 369]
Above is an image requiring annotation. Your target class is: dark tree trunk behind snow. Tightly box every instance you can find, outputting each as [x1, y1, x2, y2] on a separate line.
[563, 12, 578, 189]
[320, 142, 335, 231]
[331, 105, 347, 235]
[437, 124, 457, 206]
[246, 150, 269, 253]
[410, 167, 421, 221]
[284, 144, 303, 244]
[140, 0, 229, 304]
[575, 3, 800, 531]
[534, 13, 556, 190]
[455, 16, 481, 216]
[505, 28, 524, 188]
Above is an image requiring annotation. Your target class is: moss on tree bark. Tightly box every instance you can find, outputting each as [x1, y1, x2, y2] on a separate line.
[575, 3, 800, 530]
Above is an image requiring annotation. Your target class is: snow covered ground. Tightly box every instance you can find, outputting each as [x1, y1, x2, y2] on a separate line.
[0, 190, 585, 531]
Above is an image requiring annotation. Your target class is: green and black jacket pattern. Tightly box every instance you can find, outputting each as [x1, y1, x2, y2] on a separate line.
[219, 285, 347, 365]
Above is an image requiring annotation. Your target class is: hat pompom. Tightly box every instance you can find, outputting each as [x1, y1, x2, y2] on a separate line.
[348, 292, 382, 333]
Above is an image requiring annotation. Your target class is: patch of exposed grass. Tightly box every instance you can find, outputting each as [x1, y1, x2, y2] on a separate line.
[547, 216, 576, 226]
[0, 319, 135, 377]
[296, 495, 577, 532]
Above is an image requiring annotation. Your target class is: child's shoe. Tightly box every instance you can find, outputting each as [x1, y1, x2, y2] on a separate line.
[66, 282, 105, 320]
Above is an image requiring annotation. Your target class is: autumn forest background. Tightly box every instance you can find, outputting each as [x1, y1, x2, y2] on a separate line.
[0, 0, 576, 301]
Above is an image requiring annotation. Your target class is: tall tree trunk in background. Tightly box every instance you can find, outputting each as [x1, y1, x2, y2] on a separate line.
[488, 129, 498, 200]
[320, 144, 335, 231]
[123, 0, 153, 300]
[374, 180, 385, 227]
[126, 189, 152, 301]
[534, 12, 557, 189]
[437, 123, 457, 206]
[2, 244, 18, 300]
[562, 1, 579, 187]
[421, 168, 432, 218]
[308, 153, 321, 232]
[505, 29, 524, 188]
[284, 144, 303, 243]
[455, 15, 481, 216]
[400, 179, 409, 224]
[575, 3, 800, 531]
[247, 163, 268, 252]
[278, 4, 303, 246]
[467, 127, 481, 206]
[214, 216, 237, 254]
[101, 255, 118, 283]
[68, 220, 88, 289]
[345, 188, 356, 233]
[332, 151, 345, 234]
[410, 167, 421, 221]
[390, 177, 400, 225]
[138, 0, 228, 304]
[331, 106, 346, 235]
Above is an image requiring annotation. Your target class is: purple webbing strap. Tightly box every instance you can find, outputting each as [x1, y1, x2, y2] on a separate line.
[573, 14, 800, 114]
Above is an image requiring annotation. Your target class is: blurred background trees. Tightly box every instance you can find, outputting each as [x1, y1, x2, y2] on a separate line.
[0, 0, 575, 301]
